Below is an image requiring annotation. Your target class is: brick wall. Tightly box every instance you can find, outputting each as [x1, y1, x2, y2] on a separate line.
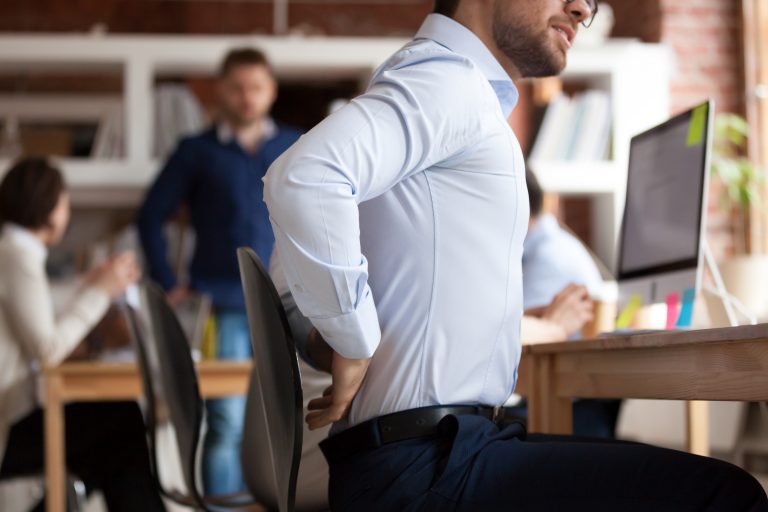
[661, 1, 743, 115]
[660, 0, 744, 258]
[609, 0, 663, 42]
[0, 0, 430, 35]
[606, 0, 743, 257]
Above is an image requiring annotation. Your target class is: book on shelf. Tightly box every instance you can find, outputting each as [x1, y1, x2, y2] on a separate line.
[528, 90, 612, 164]
[90, 83, 206, 160]
[154, 83, 206, 159]
[91, 110, 124, 159]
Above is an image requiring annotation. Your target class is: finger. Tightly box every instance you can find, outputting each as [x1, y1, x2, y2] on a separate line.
[306, 407, 345, 430]
[322, 385, 334, 397]
[570, 286, 589, 300]
[307, 395, 333, 411]
[577, 310, 592, 322]
[559, 285, 584, 303]
[306, 410, 336, 430]
[305, 411, 328, 430]
[305, 410, 325, 423]
[307, 397, 332, 411]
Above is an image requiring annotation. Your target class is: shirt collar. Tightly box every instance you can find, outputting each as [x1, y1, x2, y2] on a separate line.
[415, 14, 519, 117]
[3, 222, 48, 261]
[217, 117, 278, 146]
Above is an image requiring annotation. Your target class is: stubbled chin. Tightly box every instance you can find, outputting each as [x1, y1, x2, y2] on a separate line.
[548, 38, 568, 63]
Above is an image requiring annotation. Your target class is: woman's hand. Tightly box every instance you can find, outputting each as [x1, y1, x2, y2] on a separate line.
[88, 252, 141, 298]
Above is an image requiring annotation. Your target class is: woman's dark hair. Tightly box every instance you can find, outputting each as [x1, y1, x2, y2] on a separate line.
[434, 0, 460, 17]
[526, 168, 544, 218]
[0, 157, 66, 230]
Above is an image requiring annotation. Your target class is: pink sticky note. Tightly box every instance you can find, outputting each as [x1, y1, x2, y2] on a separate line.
[666, 292, 681, 330]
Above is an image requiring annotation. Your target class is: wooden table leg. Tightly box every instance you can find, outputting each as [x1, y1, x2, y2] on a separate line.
[686, 400, 710, 456]
[45, 375, 66, 512]
[526, 354, 573, 435]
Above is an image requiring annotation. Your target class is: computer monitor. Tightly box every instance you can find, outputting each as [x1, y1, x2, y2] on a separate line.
[617, 100, 714, 306]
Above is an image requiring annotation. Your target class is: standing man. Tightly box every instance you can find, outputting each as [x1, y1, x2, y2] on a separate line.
[264, 1, 767, 510]
[137, 48, 301, 495]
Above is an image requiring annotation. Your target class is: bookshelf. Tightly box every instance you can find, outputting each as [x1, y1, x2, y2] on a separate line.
[0, 33, 409, 194]
[528, 40, 672, 271]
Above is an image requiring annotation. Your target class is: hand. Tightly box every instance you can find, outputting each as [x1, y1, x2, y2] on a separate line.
[167, 286, 191, 307]
[88, 252, 141, 298]
[541, 284, 594, 338]
[306, 351, 371, 430]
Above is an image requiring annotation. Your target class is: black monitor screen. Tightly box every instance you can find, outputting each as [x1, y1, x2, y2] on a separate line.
[618, 101, 711, 280]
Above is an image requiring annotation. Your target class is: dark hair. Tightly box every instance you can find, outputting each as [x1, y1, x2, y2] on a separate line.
[219, 47, 274, 78]
[0, 157, 66, 230]
[433, 0, 460, 17]
[526, 168, 543, 217]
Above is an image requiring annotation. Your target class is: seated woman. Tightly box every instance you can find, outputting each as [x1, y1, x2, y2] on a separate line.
[0, 158, 165, 511]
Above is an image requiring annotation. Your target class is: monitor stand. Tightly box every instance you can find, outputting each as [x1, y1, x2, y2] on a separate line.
[702, 241, 757, 327]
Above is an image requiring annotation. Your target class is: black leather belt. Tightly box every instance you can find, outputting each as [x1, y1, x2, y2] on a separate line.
[319, 404, 505, 464]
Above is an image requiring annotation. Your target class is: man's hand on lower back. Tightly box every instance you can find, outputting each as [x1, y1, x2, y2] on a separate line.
[306, 351, 371, 430]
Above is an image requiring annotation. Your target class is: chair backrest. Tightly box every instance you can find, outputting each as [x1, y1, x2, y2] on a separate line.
[137, 281, 205, 504]
[237, 248, 303, 512]
[124, 303, 165, 492]
[171, 292, 213, 353]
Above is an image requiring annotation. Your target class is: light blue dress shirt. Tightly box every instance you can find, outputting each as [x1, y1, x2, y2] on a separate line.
[522, 213, 604, 310]
[264, 13, 529, 426]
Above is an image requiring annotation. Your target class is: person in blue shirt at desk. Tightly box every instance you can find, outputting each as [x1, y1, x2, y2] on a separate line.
[522, 168, 604, 314]
[513, 168, 621, 438]
[136, 47, 301, 496]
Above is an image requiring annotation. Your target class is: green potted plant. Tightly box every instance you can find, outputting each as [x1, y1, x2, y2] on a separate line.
[708, 113, 768, 324]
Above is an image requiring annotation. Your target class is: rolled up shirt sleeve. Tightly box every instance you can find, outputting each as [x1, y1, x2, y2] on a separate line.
[263, 50, 484, 359]
[269, 246, 323, 368]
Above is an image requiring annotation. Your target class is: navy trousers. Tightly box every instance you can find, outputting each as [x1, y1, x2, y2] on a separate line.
[327, 415, 767, 511]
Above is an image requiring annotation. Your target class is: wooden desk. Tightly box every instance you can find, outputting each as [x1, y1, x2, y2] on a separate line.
[517, 324, 768, 456]
[43, 360, 252, 512]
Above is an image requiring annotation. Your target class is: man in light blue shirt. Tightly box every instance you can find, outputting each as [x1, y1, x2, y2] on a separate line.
[263, 1, 766, 510]
[267, 10, 526, 430]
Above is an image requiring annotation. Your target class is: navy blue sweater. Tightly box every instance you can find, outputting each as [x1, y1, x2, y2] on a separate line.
[137, 124, 301, 309]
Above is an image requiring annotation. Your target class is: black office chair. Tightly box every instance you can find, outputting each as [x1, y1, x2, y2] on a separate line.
[237, 248, 304, 512]
[126, 282, 259, 512]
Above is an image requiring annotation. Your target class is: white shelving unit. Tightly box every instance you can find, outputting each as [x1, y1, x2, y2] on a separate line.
[0, 33, 410, 192]
[0, 35, 671, 267]
[529, 40, 672, 271]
